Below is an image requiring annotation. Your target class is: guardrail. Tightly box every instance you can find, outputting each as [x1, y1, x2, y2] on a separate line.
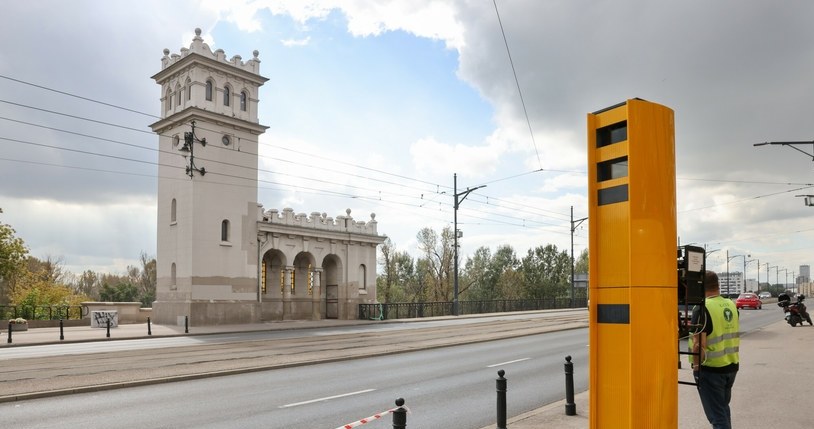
[0, 305, 87, 321]
[359, 298, 587, 320]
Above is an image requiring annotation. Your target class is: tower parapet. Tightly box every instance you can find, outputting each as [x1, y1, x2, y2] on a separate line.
[152, 28, 267, 125]
[160, 28, 261, 74]
[261, 208, 379, 236]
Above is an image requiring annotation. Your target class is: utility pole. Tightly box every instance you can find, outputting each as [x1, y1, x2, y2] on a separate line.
[453, 173, 485, 316]
[570, 206, 587, 307]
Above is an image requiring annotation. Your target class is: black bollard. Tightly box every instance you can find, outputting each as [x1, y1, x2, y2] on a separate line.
[59, 319, 64, 341]
[147, 317, 152, 336]
[185, 315, 189, 334]
[496, 369, 507, 429]
[7, 323, 11, 344]
[392, 398, 407, 429]
[106, 319, 111, 338]
[564, 355, 576, 416]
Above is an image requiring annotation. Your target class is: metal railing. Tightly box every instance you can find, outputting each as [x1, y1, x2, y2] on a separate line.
[359, 298, 587, 320]
[0, 305, 87, 321]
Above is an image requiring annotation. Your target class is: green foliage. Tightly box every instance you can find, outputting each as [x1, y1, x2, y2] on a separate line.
[378, 227, 578, 304]
[99, 282, 140, 302]
[519, 244, 572, 299]
[415, 226, 454, 302]
[461, 245, 520, 301]
[377, 237, 417, 303]
[0, 211, 29, 303]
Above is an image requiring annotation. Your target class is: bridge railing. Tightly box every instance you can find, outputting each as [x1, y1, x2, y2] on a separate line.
[0, 305, 88, 321]
[359, 298, 587, 320]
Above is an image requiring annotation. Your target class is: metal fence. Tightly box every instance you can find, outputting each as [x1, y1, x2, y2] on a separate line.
[359, 297, 588, 320]
[0, 305, 87, 321]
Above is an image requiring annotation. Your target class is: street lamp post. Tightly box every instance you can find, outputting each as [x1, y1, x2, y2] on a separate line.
[745, 258, 757, 293]
[570, 206, 587, 307]
[726, 252, 749, 296]
[452, 173, 486, 316]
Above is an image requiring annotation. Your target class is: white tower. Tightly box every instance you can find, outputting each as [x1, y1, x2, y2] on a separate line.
[150, 29, 268, 325]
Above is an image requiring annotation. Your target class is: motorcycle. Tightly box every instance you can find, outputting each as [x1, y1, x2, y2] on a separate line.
[777, 293, 813, 327]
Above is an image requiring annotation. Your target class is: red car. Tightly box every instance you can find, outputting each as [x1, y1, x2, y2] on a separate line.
[736, 293, 762, 310]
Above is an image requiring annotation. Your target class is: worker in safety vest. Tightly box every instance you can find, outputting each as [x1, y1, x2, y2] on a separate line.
[689, 270, 739, 429]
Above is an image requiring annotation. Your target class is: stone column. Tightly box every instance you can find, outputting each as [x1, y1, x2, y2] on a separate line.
[283, 265, 293, 320]
[311, 268, 323, 320]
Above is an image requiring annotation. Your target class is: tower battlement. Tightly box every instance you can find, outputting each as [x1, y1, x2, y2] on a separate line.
[160, 28, 261, 74]
[261, 208, 380, 236]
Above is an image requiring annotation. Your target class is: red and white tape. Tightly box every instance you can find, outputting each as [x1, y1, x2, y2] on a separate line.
[335, 405, 408, 429]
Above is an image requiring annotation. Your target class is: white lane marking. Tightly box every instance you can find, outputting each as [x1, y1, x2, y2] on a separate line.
[487, 357, 530, 368]
[279, 389, 377, 408]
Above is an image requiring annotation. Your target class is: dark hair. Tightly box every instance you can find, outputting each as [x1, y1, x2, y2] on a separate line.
[704, 270, 720, 292]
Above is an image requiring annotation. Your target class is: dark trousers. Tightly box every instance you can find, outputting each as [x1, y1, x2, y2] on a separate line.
[696, 369, 737, 429]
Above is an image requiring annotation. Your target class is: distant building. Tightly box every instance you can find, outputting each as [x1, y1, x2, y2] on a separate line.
[149, 29, 385, 326]
[718, 271, 743, 296]
[797, 265, 810, 288]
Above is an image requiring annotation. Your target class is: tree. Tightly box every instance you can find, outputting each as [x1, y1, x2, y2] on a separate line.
[377, 238, 416, 303]
[137, 252, 156, 307]
[519, 244, 572, 299]
[0, 209, 29, 303]
[8, 262, 91, 318]
[415, 226, 454, 302]
[99, 282, 140, 302]
[461, 245, 520, 301]
[575, 249, 589, 275]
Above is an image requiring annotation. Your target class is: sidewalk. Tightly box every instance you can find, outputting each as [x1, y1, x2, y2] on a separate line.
[1, 317, 378, 346]
[487, 319, 811, 429]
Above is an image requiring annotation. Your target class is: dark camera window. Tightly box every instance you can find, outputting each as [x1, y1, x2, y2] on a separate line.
[597, 156, 628, 181]
[596, 121, 627, 147]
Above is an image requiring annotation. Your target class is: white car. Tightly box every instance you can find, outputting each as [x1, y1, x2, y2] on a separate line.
[758, 291, 771, 299]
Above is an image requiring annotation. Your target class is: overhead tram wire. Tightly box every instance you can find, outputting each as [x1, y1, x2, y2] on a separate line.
[0, 86, 452, 197]
[492, 0, 543, 170]
[3, 129, 570, 228]
[8, 82, 799, 226]
[0, 75, 572, 219]
[0, 73, 159, 119]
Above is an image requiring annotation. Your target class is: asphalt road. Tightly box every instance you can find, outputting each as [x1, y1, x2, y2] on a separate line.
[0, 330, 590, 429]
[0, 312, 587, 400]
[0, 305, 782, 428]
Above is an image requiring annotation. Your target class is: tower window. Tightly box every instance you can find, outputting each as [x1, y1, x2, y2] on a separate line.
[166, 89, 172, 112]
[221, 219, 230, 242]
[176, 85, 182, 106]
[171, 198, 177, 224]
[359, 264, 367, 289]
[205, 80, 214, 101]
[171, 262, 177, 289]
[240, 91, 247, 111]
[186, 78, 192, 100]
[223, 86, 231, 106]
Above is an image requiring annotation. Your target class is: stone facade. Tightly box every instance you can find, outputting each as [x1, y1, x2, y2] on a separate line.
[150, 29, 384, 326]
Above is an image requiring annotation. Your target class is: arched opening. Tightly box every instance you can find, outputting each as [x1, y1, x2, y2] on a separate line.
[240, 91, 247, 111]
[205, 80, 214, 101]
[170, 198, 177, 224]
[322, 255, 342, 319]
[171, 262, 177, 289]
[223, 85, 231, 106]
[358, 264, 367, 290]
[292, 252, 315, 297]
[262, 250, 286, 299]
[221, 219, 230, 242]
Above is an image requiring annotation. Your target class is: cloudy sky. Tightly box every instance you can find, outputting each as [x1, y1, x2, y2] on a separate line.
[2, 0, 814, 286]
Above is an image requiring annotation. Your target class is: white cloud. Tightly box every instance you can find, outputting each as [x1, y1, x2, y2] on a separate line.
[281, 37, 311, 47]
